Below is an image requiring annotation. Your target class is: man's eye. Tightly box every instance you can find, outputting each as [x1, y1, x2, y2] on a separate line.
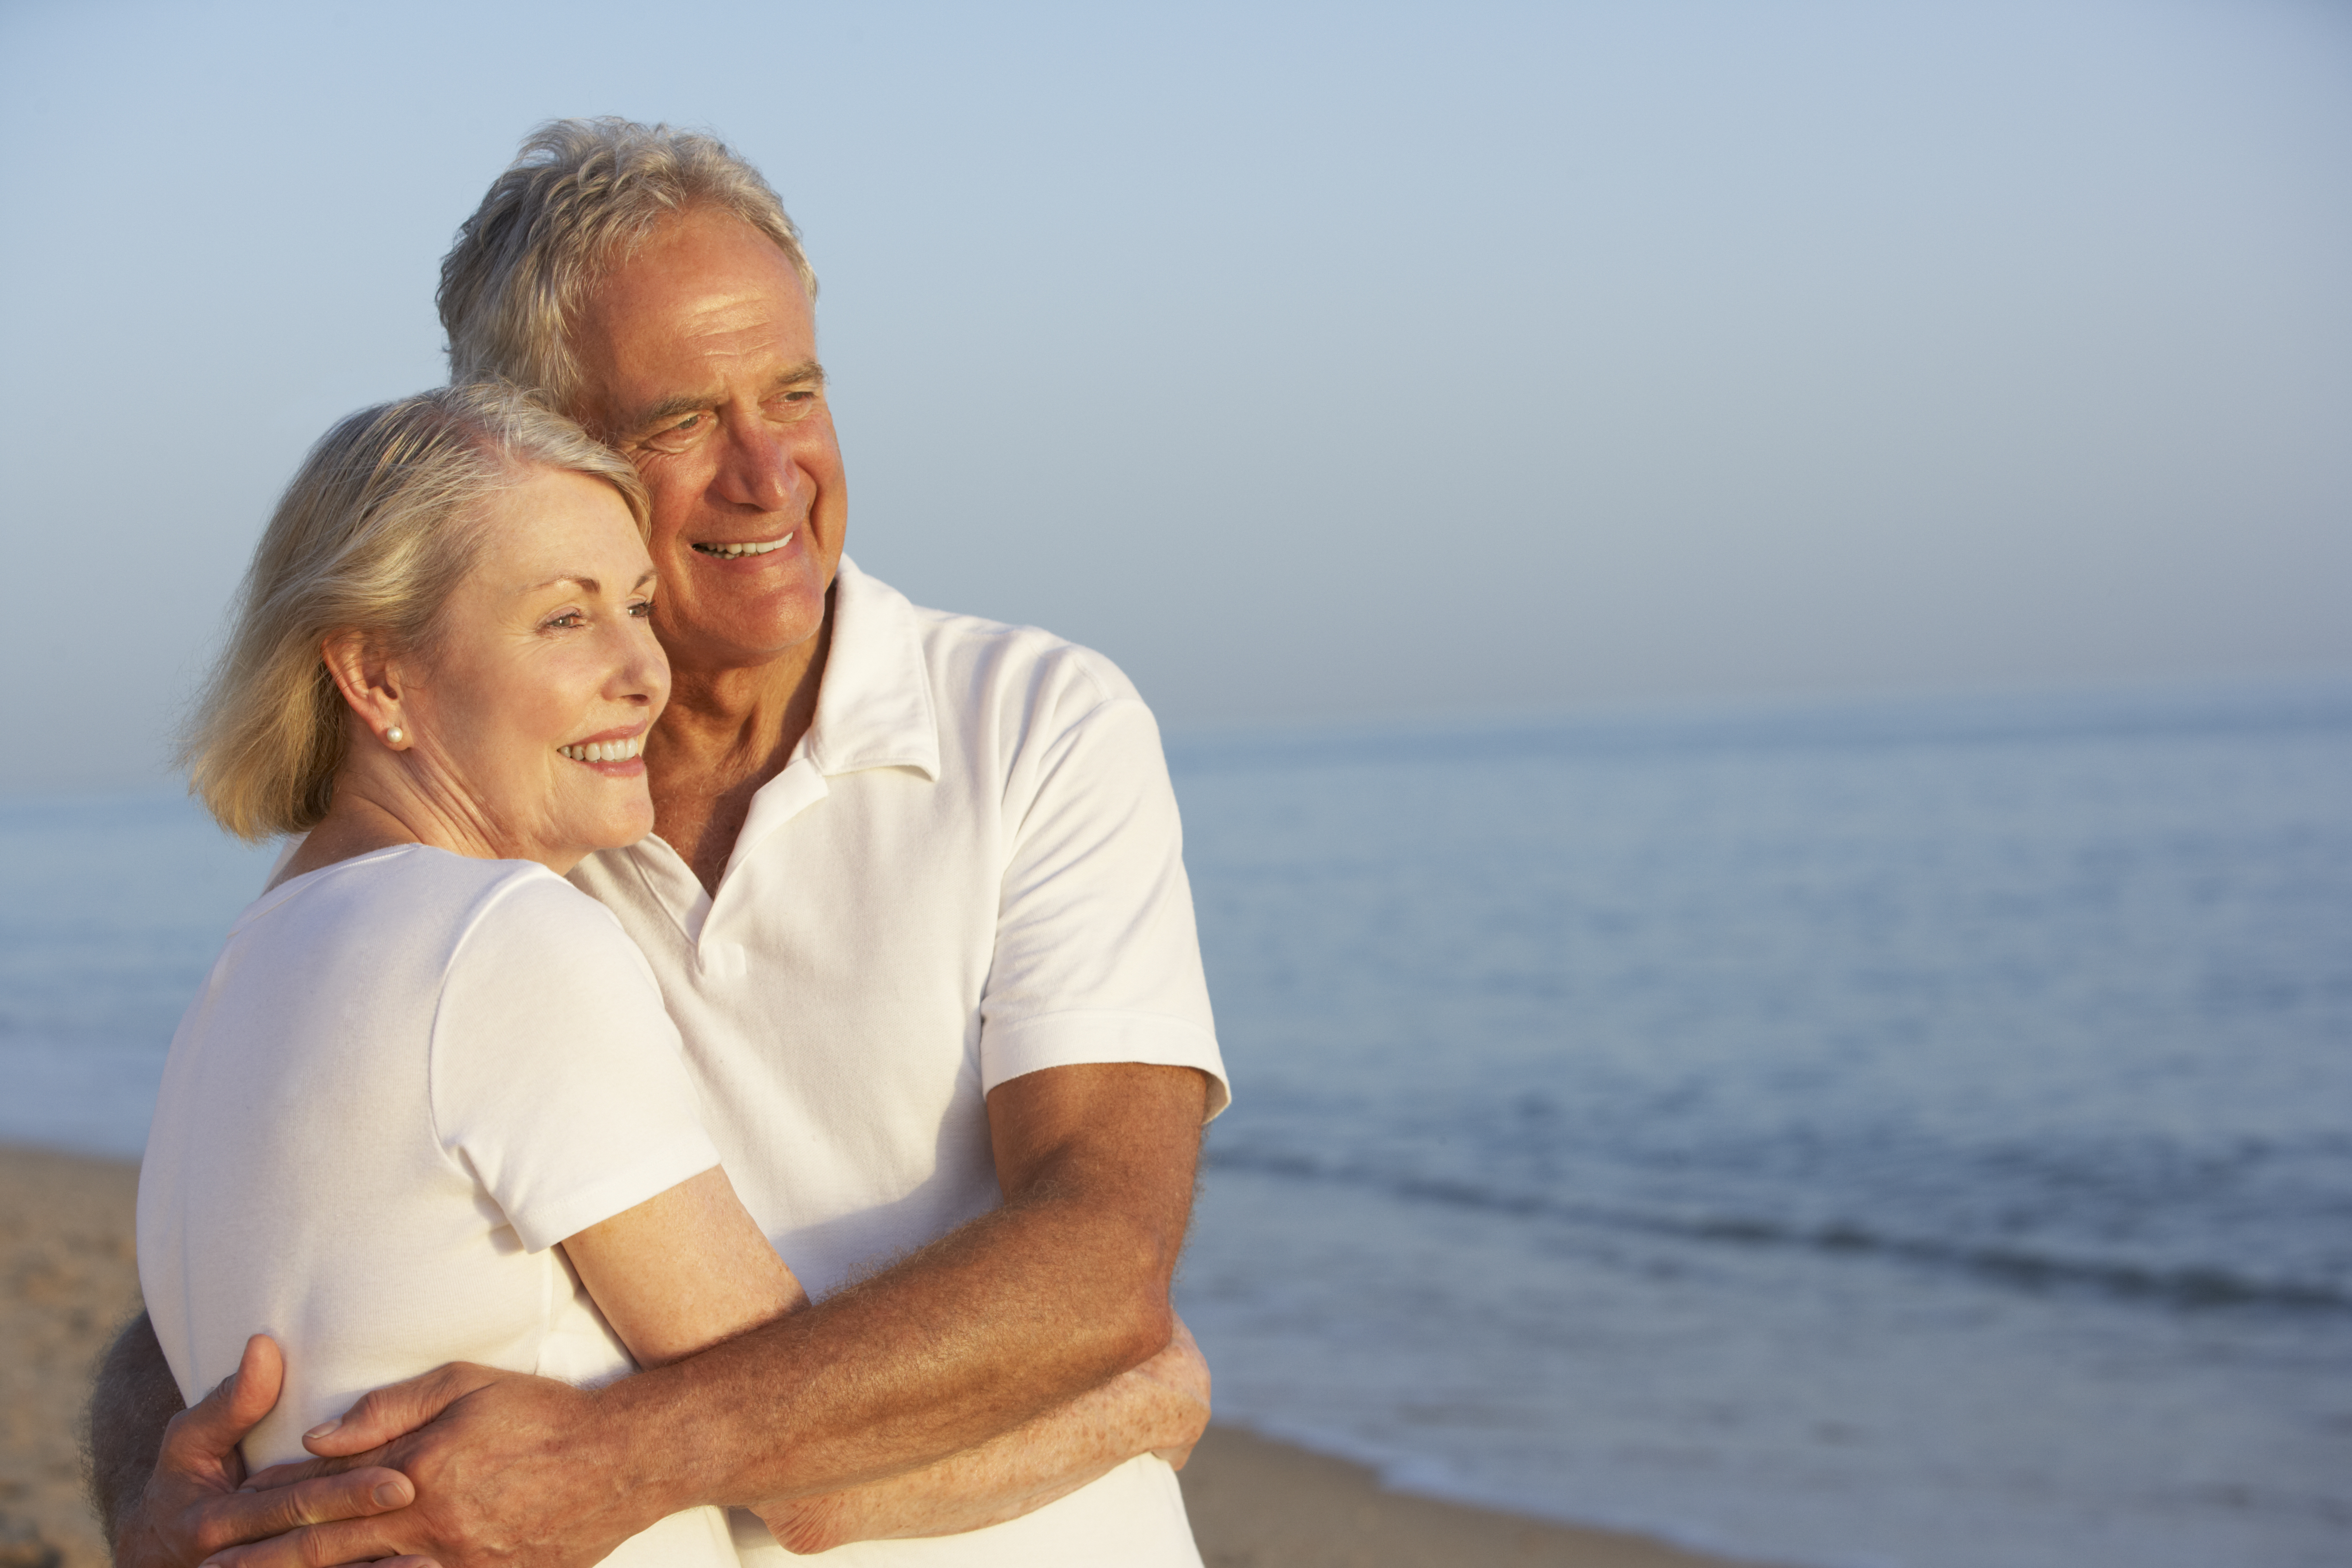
[641, 413, 707, 450]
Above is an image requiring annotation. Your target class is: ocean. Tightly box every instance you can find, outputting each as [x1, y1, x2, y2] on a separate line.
[4, 683, 2348, 1568]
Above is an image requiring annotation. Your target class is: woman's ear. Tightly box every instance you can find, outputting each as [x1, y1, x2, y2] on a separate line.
[321, 631, 411, 750]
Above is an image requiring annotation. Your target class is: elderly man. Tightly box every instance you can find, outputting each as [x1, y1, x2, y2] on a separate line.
[90, 119, 1228, 1567]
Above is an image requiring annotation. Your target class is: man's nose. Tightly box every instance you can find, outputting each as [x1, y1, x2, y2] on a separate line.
[716, 418, 804, 514]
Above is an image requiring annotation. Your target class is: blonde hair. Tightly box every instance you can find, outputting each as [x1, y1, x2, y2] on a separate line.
[439, 117, 818, 414]
[182, 383, 650, 842]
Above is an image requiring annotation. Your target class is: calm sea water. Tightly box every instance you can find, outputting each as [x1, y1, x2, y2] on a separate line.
[4, 684, 2349, 1568]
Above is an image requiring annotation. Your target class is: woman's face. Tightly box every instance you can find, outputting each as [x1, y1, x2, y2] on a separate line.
[392, 465, 669, 871]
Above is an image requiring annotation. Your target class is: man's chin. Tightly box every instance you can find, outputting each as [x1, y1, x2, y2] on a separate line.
[656, 611, 829, 675]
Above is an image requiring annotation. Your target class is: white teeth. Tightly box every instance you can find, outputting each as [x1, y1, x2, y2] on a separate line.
[560, 736, 643, 763]
[695, 534, 792, 558]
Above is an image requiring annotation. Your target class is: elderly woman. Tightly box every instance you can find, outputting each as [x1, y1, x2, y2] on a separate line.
[138, 384, 1205, 1567]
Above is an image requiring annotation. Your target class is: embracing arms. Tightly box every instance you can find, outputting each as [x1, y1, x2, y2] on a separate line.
[91, 1060, 1211, 1567]
[561, 1152, 1211, 1552]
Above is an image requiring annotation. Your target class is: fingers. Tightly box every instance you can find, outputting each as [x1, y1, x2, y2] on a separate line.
[200, 1512, 427, 1568]
[226, 1468, 414, 1531]
[226, 1336, 288, 1432]
[169, 1335, 286, 1464]
[302, 1362, 500, 1458]
[176, 1466, 416, 1564]
[239, 1458, 335, 1492]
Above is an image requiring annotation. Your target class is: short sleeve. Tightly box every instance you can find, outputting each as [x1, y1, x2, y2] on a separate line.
[980, 662, 1231, 1119]
[430, 870, 722, 1253]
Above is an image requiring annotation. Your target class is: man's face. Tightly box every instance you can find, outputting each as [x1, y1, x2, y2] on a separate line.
[569, 208, 847, 679]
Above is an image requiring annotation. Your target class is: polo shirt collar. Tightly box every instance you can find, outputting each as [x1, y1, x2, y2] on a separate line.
[797, 555, 941, 782]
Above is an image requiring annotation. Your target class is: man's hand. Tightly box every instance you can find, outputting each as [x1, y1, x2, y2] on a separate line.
[181, 1062, 1209, 1568]
[90, 1326, 421, 1568]
[208, 1365, 648, 1568]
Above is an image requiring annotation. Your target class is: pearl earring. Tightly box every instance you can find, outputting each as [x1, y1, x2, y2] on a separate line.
[386, 726, 406, 746]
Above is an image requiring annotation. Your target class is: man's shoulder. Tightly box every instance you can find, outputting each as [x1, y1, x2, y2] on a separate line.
[841, 559, 1145, 719]
[914, 600, 1140, 707]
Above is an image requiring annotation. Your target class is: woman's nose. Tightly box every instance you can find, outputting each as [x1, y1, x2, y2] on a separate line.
[613, 620, 671, 703]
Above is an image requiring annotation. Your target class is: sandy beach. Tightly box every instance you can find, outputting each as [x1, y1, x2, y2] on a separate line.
[0, 1142, 1746, 1568]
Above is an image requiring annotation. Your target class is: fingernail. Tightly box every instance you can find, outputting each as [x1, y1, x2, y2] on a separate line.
[304, 1419, 341, 1440]
[375, 1482, 407, 1508]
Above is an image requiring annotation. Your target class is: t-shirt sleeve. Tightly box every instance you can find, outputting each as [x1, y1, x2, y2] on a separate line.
[429, 870, 722, 1253]
[979, 658, 1232, 1118]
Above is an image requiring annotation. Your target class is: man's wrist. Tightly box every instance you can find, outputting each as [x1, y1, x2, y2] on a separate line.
[592, 1355, 719, 1520]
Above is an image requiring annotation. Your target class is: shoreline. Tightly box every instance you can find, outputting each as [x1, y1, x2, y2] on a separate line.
[0, 1141, 1754, 1568]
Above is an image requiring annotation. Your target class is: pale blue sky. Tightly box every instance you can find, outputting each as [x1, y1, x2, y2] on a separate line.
[3, 0, 2348, 794]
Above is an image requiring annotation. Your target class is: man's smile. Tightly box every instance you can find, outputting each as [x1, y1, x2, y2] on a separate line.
[692, 532, 794, 559]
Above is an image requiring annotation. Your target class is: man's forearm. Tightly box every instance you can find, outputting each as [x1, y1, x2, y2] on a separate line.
[612, 1171, 1175, 1511]
[262, 1066, 1209, 1568]
[757, 1323, 1211, 1553]
[602, 1065, 1208, 1519]
[87, 1313, 186, 1543]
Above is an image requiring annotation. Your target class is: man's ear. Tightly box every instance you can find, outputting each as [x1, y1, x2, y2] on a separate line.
[321, 630, 410, 748]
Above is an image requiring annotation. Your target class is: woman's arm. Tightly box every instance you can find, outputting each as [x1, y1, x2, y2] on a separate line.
[559, 1166, 807, 1365]
[561, 1167, 1211, 1553]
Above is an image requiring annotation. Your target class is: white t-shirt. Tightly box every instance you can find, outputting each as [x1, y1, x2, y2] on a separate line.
[138, 845, 736, 1568]
[569, 558, 1229, 1568]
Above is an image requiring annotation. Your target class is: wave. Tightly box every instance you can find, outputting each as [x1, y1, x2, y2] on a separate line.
[1203, 1145, 2352, 1313]
[1164, 678, 2352, 777]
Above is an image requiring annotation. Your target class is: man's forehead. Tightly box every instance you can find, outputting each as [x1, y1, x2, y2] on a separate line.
[569, 210, 816, 417]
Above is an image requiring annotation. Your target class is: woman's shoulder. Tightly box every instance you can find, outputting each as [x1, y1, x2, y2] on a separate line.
[441, 854, 637, 967]
[245, 844, 629, 974]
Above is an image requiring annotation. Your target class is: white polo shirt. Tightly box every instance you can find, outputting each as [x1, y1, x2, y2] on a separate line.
[569, 557, 1228, 1568]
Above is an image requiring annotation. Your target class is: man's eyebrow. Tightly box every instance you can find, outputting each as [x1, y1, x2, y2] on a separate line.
[618, 361, 827, 437]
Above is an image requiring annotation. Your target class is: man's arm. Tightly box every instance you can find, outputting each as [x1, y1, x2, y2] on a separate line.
[210, 1061, 1209, 1568]
[87, 1323, 418, 1568]
[760, 1316, 1211, 1553]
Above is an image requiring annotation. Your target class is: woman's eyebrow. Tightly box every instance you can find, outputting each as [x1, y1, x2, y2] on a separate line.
[519, 568, 657, 595]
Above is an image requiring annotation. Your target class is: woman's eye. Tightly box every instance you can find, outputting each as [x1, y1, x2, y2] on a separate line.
[627, 600, 654, 619]
[547, 612, 585, 630]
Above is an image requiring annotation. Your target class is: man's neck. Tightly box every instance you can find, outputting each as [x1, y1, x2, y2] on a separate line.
[646, 596, 835, 894]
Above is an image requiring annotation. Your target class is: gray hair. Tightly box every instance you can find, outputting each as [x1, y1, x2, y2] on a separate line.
[438, 118, 818, 416]
[181, 383, 650, 842]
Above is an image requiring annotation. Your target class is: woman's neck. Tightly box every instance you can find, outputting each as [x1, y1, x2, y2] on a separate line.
[267, 794, 423, 890]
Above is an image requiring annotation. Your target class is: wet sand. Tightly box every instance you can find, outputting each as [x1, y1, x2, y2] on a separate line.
[0, 1142, 1749, 1568]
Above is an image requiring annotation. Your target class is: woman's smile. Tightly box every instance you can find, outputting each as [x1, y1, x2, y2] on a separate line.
[558, 729, 649, 768]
